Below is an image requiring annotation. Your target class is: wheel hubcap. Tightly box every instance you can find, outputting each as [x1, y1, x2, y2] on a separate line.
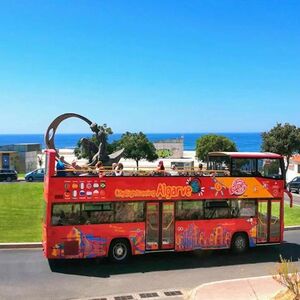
[114, 244, 126, 259]
[236, 237, 245, 249]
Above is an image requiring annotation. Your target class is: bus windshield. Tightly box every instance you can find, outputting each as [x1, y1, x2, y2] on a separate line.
[208, 155, 283, 179]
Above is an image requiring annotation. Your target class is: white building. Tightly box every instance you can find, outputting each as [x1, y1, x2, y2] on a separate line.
[286, 155, 300, 182]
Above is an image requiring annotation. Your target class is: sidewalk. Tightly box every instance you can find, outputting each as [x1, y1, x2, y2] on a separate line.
[189, 275, 285, 300]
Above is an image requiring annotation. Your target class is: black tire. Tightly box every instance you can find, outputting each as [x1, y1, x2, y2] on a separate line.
[109, 239, 131, 263]
[297, 187, 300, 194]
[6, 176, 12, 182]
[231, 233, 248, 254]
[27, 177, 33, 182]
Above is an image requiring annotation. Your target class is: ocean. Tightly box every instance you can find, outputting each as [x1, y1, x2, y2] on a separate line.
[0, 133, 262, 152]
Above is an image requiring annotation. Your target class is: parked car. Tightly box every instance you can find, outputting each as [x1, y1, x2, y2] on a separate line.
[287, 176, 300, 193]
[25, 168, 45, 182]
[0, 169, 18, 182]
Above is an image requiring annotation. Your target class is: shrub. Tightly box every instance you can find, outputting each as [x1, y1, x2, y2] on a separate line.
[273, 255, 300, 300]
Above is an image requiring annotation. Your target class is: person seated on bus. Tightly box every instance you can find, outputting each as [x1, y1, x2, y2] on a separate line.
[224, 167, 230, 176]
[169, 165, 179, 176]
[198, 163, 204, 175]
[106, 163, 118, 176]
[154, 160, 165, 176]
[157, 160, 165, 171]
[69, 159, 81, 176]
[95, 161, 105, 177]
[115, 163, 124, 176]
[52, 210, 66, 226]
[56, 156, 66, 176]
[51, 213, 61, 225]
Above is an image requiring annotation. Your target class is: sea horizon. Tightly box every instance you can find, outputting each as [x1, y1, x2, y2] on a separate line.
[0, 132, 262, 152]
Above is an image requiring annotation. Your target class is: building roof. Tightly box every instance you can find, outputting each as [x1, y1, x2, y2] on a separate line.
[208, 152, 282, 159]
[292, 154, 300, 163]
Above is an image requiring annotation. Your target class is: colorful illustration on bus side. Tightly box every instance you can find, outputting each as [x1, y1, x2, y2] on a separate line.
[210, 176, 227, 196]
[186, 177, 205, 196]
[129, 229, 145, 254]
[248, 224, 257, 247]
[51, 227, 107, 258]
[176, 224, 231, 250]
[176, 223, 256, 250]
[108, 224, 145, 254]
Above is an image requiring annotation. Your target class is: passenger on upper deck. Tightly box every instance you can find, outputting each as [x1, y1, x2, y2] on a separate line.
[71, 160, 80, 170]
[70, 159, 81, 175]
[56, 156, 66, 176]
[155, 160, 165, 176]
[198, 163, 204, 176]
[157, 160, 165, 171]
[115, 163, 124, 176]
[111, 163, 117, 175]
[169, 165, 179, 176]
[95, 161, 105, 177]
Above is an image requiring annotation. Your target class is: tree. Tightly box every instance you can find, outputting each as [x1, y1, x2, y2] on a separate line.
[156, 149, 173, 158]
[196, 134, 237, 161]
[118, 132, 158, 169]
[262, 123, 300, 173]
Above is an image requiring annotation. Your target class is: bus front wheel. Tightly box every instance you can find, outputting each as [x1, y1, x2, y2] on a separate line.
[109, 239, 131, 263]
[231, 233, 248, 254]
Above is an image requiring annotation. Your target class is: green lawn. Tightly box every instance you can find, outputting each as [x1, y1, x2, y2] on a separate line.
[0, 182, 299, 243]
[0, 183, 44, 243]
[283, 204, 300, 226]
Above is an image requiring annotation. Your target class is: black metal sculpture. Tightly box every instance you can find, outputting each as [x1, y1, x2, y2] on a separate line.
[45, 113, 123, 166]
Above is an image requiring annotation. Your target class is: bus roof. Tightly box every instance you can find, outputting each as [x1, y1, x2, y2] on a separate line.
[208, 152, 282, 159]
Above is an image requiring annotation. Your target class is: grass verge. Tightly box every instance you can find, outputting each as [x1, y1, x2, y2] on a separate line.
[0, 183, 43, 243]
[284, 204, 300, 226]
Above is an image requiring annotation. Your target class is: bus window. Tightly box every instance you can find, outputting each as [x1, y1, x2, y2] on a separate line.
[231, 200, 257, 218]
[176, 201, 204, 220]
[83, 202, 114, 224]
[52, 203, 81, 226]
[257, 159, 283, 179]
[115, 202, 145, 223]
[207, 156, 230, 171]
[205, 200, 231, 219]
[231, 158, 256, 176]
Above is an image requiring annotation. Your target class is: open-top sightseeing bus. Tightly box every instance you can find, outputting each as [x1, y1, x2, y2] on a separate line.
[43, 149, 289, 262]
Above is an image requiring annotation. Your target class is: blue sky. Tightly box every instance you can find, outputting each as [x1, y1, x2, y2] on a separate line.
[0, 1, 299, 134]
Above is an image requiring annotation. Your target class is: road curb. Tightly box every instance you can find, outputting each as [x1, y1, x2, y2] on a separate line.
[1, 226, 300, 249]
[0, 242, 42, 249]
[284, 225, 300, 231]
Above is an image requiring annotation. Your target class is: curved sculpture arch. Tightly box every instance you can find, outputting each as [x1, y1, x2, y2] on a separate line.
[45, 113, 93, 157]
[45, 113, 124, 166]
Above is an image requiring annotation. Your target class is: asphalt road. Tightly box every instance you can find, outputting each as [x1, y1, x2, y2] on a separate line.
[1, 230, 300, 300]
[291, 192, 300, 206]
[285, 191, 300, 206]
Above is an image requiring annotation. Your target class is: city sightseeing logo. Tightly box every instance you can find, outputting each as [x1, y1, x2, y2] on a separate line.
[115, 183, 193, 199]
[229, 178, 247, 196]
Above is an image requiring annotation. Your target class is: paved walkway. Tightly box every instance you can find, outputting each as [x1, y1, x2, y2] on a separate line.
[189, 275, 285, 300]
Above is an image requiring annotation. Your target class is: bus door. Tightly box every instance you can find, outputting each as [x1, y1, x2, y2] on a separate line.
[145, 202, 175, 251]
[257, 200, 281, 243]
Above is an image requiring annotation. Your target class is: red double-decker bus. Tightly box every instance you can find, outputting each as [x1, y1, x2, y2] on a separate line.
[43, 149, 288, 262]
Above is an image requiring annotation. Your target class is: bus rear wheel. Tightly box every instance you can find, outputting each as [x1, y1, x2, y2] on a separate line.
[109, 239, 131, 263]
[231, 233, 248, 254]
